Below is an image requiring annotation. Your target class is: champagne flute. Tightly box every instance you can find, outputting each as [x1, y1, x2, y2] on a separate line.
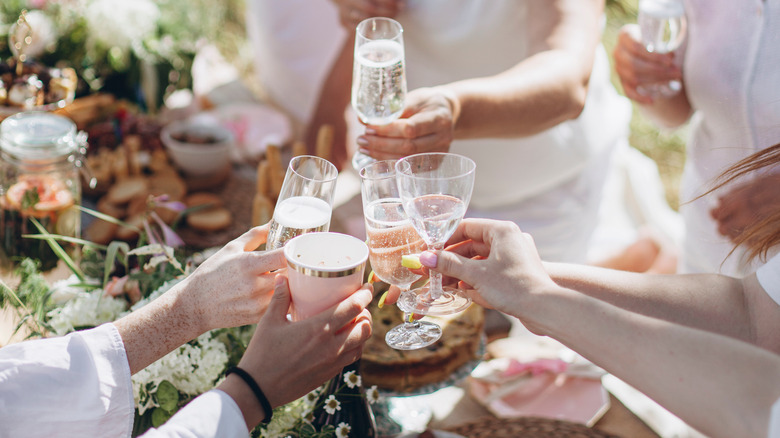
[360, 160, 442, 350]
[394, 153, 475, 316]
[637, 0, 687, 98]
[351, 17, 407, 171]
[266, 155, 338, 250]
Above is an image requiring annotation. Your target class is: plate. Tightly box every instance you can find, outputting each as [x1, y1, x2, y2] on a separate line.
[396, 430, 466, 438]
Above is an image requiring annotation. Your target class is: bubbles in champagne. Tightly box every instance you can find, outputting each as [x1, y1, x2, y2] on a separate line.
[364, 198, 425, 288]
[352, 40, 406, 125]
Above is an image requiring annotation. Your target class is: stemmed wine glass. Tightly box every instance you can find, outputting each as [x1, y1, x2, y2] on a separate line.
[637, 0, 687, 98]
[351, 17, 407, 171]
[266, 155, 338, 250]
[360, 160, 442, 350]
[394, 153, 476, 316]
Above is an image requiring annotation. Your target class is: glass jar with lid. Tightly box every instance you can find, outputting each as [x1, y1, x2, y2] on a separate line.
[0, 112, 90, 271]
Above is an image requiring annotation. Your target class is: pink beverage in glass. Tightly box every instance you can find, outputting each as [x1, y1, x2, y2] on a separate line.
[284, 232, 369, 320]
[364, 199, 426, 287]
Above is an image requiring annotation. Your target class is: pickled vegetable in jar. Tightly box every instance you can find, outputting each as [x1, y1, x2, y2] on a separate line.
[0, 112, 87, 271]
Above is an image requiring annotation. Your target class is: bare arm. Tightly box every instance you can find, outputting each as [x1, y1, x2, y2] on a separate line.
[444, 0, 603, 139]
[543, 262, 780, 353]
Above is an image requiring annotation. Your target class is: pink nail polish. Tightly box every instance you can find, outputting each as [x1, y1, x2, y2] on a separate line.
[420, 251, 437, 267]
[357, 137, 369, 146]
[365, 128, 377, 135]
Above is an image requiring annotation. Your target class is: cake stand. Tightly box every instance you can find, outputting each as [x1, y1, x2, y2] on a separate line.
[372, 334, 487, 437]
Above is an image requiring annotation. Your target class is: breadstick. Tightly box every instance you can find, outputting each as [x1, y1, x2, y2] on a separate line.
[292, 140, 307, 158]
[256, 160, 271, 199]
[252, 193, 274, 227]
[315, 124, 334, 162]
[124, 135, 142, 176]
[265, 145, 285, 199]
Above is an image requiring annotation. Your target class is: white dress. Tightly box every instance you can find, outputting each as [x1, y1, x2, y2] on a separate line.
[398, 0, 633, 262]
[678, 0, 780, 276]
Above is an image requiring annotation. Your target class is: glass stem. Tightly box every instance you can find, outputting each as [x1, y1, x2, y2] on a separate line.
[427, 243, 444, 300]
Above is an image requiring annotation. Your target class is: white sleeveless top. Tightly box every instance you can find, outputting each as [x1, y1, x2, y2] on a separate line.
[678, 0, 780, 275]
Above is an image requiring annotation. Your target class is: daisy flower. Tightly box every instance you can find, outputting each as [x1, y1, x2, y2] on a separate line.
[324, 395, 341, 415]
[335, 422, 351, 438]
[343, 370, 361, 389]
[366, 385, 380, 405]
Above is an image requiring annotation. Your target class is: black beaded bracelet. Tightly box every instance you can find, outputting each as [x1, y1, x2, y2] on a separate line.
[225, 366, 273, 424]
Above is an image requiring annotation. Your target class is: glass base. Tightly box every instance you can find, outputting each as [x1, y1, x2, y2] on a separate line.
[385, 320, 442, 350]
[637, 80, 681, 98]
[352, 150, 376, 171]
[397, 285, 472, 316]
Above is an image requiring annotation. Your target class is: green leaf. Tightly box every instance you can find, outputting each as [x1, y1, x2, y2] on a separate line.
[104, 241, 130, 289]
[156, 380, 179, 413]
[21, 234, 108, 250]
[77, 205, 141, 233]
[28, 217, 85, 282]
[151, 407, 173, 428]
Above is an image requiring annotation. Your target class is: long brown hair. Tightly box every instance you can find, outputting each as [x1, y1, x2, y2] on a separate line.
[704, 143, 780, 263]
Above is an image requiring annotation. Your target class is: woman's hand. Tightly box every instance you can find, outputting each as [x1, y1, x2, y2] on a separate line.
[179, 224, 287, 333]
[357, 87, 459, 160]
[330, 0, 405, 30]
[710, 173, 780, 243]
[220, 276, 373, 427]
[417, 219, 557, 321]
[612, 24, 682, 104]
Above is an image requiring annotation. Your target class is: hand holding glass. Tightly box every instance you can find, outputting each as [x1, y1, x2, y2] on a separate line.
[351, 17, 407, 171]
[360, 160, 441, 350]
[266, 155, 338, 250]
[395, 153, 475, 316]
[637, 0, 687, 98]
[283, 232, 369, 321]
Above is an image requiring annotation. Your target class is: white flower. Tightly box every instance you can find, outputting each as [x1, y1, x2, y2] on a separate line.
[343, 370, 361, 389]
[47, 287, 127, 336]
[366, 385, 380, 405]
[323, 395, 341, 415]
[335, 422, 351, 438]
[48, 275, 90, 305]
[84, 0, 160, 50]
[10, 10, 58, 58]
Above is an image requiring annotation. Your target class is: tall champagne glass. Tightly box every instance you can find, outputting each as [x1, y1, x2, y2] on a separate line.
[637, 0, 687, 98]
[395, 153, 475, 316]
[266, 155, 338, 250]
[360, 160, 442, 350]
[351, 17, 407, 171]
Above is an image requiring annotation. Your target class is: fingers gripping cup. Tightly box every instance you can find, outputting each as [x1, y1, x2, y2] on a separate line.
[284, 232, 369, 321]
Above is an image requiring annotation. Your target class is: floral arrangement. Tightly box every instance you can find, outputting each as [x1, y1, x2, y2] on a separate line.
[0, 0, 248, 109]
[0, 204, 378, 437]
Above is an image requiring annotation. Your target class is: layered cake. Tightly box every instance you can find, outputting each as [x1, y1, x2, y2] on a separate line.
[360, 300, 485, 393]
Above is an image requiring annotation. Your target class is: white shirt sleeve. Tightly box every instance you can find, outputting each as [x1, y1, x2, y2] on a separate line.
[756, 252, 780, 306]
[769, 397, 780, 438]
[140, 390, 249, 438]
[0, 323, 134, 438]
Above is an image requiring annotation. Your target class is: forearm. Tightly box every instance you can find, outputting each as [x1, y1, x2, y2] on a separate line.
[114, 282, 205, 374]
[636, 89, 693, 129]
[543, 262, 754, 343]
[522, 286, 780, 438]
[444, 51, 589, 139]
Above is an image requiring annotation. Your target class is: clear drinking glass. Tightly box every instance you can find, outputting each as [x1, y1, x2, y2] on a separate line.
[266, 155, 339, 250]
[394, 153, 475, 316]
[351, 17, 407, 171]
[637, 0, 687, 98]
[360, 160, 442, 350]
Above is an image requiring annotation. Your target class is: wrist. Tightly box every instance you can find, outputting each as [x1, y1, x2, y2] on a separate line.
[217, 374, 268, 430]
[434, 86, 461, 128]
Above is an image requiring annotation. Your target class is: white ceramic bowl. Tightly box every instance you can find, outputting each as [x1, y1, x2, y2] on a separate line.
[160, 119, 232, 176]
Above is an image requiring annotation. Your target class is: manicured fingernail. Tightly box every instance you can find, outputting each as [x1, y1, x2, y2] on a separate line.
[365, 128, 377, 135]
[419, 251, 437, 267]
[378, 290, 389, 308]
[274, 275, 285, 287]
[357, 136, 369, 146]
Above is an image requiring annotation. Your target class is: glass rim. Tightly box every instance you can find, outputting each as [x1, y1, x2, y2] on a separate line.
[288, 155, 339, 183]
[395, 152, 476, 180]
[358, 159, 397, 181]
[356, 16, 404, 40]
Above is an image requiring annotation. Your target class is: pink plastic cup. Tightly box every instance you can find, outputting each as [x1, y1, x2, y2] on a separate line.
[283, 232, 369, 321]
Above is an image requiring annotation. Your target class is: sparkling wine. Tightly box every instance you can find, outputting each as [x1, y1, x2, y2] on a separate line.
[405, 194, 466, 246]
[638, 0, 685, 54]
[364, 198, 426, 288]
[352, 39, 406, 125]
[266, 196, 332, 250]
